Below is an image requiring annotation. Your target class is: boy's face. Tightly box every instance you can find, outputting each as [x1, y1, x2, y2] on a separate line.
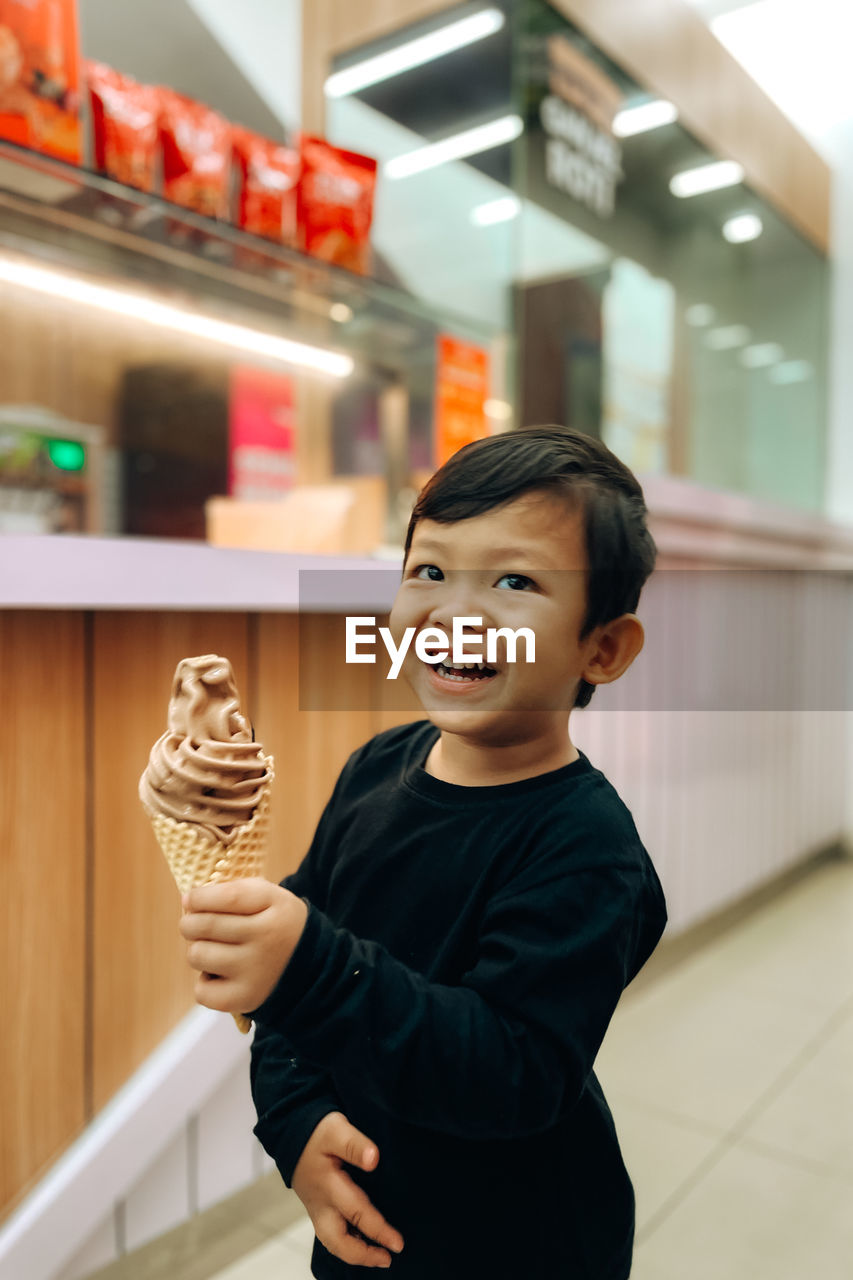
[389, 491, 600, 745]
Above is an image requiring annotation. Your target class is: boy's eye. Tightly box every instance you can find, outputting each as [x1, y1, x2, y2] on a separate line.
[496, 573, 535, 591]
[413, 564, 443, 581]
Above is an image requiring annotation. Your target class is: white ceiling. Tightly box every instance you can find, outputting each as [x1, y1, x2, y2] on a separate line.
[684, 0, 853, 157]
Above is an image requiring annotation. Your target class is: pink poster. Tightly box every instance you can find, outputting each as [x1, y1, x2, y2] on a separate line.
[228, 365, 296, 500]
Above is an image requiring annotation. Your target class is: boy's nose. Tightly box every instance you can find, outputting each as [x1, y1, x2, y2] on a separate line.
[426, 577, 492, 635]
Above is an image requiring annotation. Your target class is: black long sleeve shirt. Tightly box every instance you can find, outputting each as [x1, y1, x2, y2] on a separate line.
[250, 720, 667, 1279]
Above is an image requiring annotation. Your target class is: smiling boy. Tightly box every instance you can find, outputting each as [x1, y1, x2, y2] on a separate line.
[180, 426, 667, 1279]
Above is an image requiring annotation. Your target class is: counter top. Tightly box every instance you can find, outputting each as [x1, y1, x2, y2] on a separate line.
[2, 476, 853, 609]
[0, 535, 403, 610]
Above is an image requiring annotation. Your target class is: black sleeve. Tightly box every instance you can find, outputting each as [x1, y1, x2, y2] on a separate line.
[251, 847, 665, 1141]
[249, 750, 366, 1182]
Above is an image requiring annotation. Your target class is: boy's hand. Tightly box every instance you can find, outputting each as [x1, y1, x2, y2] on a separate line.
[292, 1111, 405, 1269]
[179, 878, 308, 1013]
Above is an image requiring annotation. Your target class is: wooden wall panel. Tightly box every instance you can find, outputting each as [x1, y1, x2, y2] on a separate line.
[256, 614, 375, 882]
[90, 613, 251, 1112]
[0, 611, 86, 1216]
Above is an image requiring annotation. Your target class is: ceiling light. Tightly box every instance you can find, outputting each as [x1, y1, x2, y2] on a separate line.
[385, 114, 523, 180]
[723, 213, 763, 243]
[670, 159, 744, 198]
[329, 302, 354, 323]
[769, 359, 815, 385]
[324, 7, 505, 98]
[613, 99, 678, 138]
[685, 304, 716, 327]
[484, 398, 513, 420]
[740, 342, 784, 369]
[471, 195, 521, 226]
[705, 324, 752, 350]
[0, 257, 353, 378]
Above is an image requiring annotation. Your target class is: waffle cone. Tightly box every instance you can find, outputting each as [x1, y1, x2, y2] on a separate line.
[150, 753, 274, 1034]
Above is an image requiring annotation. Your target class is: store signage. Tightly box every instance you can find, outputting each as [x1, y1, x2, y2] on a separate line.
[539, 35, 623, 218]
[228, 365, 296, 501]
[434, 334, 490, 468]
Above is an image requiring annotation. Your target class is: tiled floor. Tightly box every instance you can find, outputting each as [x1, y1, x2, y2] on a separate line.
[94, 851, 853, 1280]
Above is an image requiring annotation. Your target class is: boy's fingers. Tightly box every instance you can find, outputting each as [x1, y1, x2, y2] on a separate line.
[334, 1183, 404, 1257]
[185, 940, 238, 976]
[183, 878, 271, 916]
[179, 912, 252, 943]
[324, 1114, 380, 1171]
[326, 1214, 393, 1269]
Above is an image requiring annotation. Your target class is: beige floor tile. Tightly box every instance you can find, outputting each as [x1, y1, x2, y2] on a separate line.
[672, 858, 853, 1014]
[630, 1141, 853, 1280]
[86, 1221, 271, 1280]
[208, 1237, 312, 1280]
[597, 962, 832, 1132]
[601, 1090, 725, 1235]
[277, 1215, 315, 1256]
[740, 1003, 853, 1179]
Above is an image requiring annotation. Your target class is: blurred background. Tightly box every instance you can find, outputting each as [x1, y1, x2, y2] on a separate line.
[0, 1, 852, 1277]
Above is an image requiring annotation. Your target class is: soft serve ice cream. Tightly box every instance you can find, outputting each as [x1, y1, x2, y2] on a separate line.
[140, 655, 274, 1032]
[140, 655, 271, 844]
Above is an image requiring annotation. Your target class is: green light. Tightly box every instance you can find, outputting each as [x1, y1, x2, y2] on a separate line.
[47, 439, 86, 472]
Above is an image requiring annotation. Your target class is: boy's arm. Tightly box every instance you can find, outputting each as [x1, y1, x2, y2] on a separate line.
[248, 752, 360, 1182]
[250, 848, 666, 1142]
[250, 1019, 340, 1186]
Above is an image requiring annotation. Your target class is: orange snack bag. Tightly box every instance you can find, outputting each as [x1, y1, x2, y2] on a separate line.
[86, 60, 159, 193]
[297, 135, 377, 275]
[158, 88, 231, 219]
[0, 0, 82, 163]
[232, 127, 299, 244]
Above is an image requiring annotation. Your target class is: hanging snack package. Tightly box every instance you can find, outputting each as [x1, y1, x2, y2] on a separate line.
[232, 128, 300, 244]
[86, 61, 159, 192]
[0, 0, 82, 163]
[158, 89, 231, 219]
[297, 135, 377, 276]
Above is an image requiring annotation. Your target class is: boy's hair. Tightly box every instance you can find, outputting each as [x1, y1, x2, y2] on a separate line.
[404, 425, 657, 708]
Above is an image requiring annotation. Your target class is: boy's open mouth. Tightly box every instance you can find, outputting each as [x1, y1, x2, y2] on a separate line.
[432, 660, 498, 683]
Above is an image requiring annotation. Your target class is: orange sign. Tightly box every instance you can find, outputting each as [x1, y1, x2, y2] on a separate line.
[434, 335, 490, 468]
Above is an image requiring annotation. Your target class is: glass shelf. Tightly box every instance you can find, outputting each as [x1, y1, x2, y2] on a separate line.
[0, 141, 496, 380]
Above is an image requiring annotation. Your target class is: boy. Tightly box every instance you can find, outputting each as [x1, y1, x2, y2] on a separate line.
[180, 426, 667, 1278]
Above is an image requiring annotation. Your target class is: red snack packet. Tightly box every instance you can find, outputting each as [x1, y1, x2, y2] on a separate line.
[158, 88, 231, 219]
[232, 127, 299, 244]
[297, 135, 377, 275]
[0, 0, 82, 163]
[86, 60, 158, 192]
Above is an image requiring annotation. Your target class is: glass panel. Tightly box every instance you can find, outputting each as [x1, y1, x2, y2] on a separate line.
[515, 0, 829, 511]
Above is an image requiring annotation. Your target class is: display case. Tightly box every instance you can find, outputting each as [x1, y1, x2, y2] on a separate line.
[0, 0, 833, 555]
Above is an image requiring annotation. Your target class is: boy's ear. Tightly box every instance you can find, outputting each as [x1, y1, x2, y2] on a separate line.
[581, 615, 645, 688]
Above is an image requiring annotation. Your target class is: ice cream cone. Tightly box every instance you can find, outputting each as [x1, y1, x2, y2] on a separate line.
[150, 752, 274, 1034]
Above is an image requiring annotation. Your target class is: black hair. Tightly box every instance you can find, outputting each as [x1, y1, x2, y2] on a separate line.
[403, 425, 656, 708]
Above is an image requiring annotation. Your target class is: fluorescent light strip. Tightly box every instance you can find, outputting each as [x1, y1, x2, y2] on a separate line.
[471, 195, 520, 226]
[670, 159, 744, 198]
[0, 257, 354, 378]
[740, 342, 783, 369]
[385, 114, 523, 180]
[685, 303, 716, 328]
[705, 323, 751, 351]
[723, 213, 763, 243]
[613, 99, 677, 138]
[325, 8, 505, 98]
[769, 360, 814, 385]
